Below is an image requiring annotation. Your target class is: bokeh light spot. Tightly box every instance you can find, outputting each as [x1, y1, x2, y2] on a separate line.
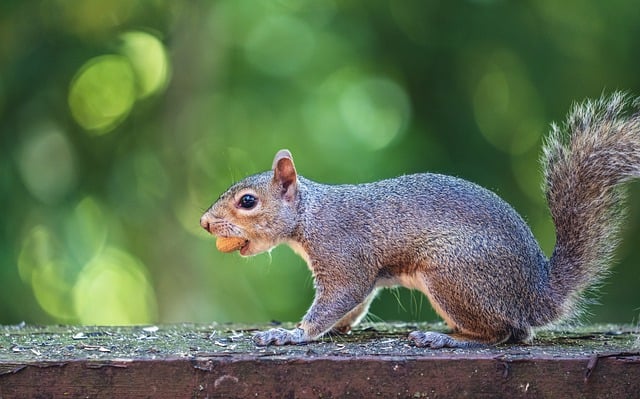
[18, 124, 76, 204]
[68, 55, 136, 134]
[18, 226, 57, 284]
[244, 15, 315, 76]
[119, 31, 170, 99]
[339, 78, 411, 150]
[64, 197, 107, 265]
[73, 247, 157, 324]
[19, 226, 77, 321]
[31, 259, 76, 320]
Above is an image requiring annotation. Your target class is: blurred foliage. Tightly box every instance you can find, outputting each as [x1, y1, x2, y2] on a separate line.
[1, 0, 639, 326]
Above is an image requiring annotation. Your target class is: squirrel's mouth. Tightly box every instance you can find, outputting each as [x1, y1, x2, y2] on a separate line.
[238, 240, 251, 256]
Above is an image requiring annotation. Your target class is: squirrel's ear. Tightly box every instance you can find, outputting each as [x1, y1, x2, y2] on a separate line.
[272, 149, 297, 201]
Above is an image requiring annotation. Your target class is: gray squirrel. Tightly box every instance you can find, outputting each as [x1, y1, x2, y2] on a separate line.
[200, 92, 640, 348]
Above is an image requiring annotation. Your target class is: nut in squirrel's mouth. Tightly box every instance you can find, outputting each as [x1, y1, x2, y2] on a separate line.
[215, 236, 250, 254]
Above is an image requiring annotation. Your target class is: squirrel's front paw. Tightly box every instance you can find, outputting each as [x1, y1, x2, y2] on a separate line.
[253, 327, 307, 346]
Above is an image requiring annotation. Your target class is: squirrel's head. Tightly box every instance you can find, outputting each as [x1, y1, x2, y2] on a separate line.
[200, 149, 300, 256]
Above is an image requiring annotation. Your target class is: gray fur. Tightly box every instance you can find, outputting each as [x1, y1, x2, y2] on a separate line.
[201, 92, 640, 348]
[542, 92, 640, 322]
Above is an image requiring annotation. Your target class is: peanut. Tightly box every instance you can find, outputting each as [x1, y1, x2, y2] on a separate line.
[216, 237, 247, 253]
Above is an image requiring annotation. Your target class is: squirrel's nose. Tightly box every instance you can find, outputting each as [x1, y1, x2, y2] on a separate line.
[200, 215, 213, 234]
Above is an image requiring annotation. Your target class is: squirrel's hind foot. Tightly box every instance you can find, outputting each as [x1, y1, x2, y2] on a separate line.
[408, 331, 486, 349]
[253, 327, 308, 346]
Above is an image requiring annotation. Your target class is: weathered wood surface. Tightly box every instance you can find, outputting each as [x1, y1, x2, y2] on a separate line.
[0, 323, 638, 398]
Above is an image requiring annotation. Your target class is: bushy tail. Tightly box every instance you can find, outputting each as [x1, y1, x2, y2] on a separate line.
[542, 92, 640, 320]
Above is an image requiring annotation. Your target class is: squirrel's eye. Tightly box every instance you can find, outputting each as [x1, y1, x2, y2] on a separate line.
[238, 194, 257, 209]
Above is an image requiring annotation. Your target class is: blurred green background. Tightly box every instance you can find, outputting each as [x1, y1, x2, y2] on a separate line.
[1, 0, 639, 326]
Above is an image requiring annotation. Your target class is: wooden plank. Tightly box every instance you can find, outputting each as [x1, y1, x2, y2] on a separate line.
[0, 324, 638, 398]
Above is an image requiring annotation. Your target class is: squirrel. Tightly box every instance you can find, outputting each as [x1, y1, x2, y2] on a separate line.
[200, 92, 640, 348]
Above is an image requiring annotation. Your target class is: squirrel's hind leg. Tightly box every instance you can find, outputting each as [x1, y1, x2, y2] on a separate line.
[331, 289, 379, 334]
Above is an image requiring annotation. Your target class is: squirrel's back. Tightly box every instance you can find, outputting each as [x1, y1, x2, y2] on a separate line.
[297, 173, 542, 264]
